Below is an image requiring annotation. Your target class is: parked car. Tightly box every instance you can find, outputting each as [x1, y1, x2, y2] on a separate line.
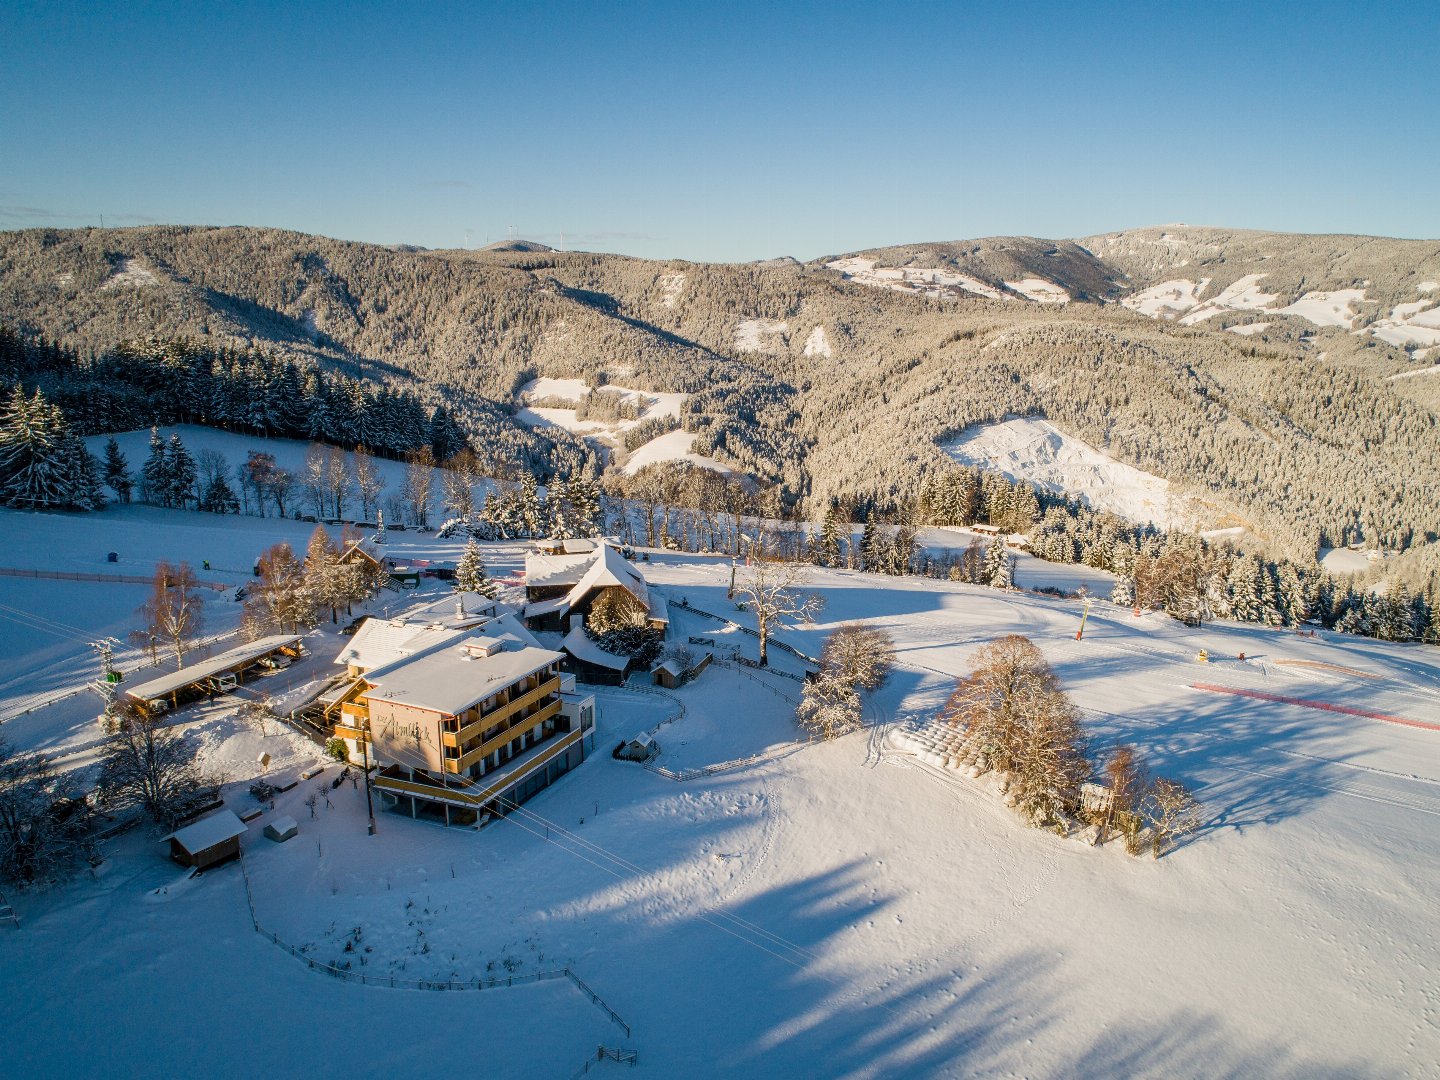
[256, 655, 292, 673]
[340, 617, 367, 636]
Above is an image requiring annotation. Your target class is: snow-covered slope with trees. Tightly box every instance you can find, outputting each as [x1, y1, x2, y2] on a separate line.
[943, 417, 1189, 529]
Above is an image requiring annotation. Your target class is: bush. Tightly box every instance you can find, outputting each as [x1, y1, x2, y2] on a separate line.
[325, 737, 350, 762]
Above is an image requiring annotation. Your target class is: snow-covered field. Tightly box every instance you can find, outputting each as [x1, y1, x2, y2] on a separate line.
[516, 377, 730, 475]
[1125, 275, 1439, 355]
[4, 505, 1440, 1078]
[825, 257, 1013, 301]
[942, 416, 1194, 529]
[1002, 277, 1069, 303]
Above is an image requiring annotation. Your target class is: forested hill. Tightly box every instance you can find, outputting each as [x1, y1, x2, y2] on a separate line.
[2, 223, 1439, 563]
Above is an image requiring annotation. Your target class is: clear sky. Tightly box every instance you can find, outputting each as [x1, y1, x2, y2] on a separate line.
[2, 0, 1437, 261]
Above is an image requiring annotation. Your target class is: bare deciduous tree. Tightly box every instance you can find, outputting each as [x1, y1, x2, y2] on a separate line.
[353, 446, 382, 522]
[1145, 778, 1201, 858]
[97, 703, 211, 828]
[0, 736, 90, 887]
[733, 536, 823, 666]
[134, 561, 205, 672]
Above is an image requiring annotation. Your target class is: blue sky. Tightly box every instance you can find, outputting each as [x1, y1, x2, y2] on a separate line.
[2, 1, 1437, 261]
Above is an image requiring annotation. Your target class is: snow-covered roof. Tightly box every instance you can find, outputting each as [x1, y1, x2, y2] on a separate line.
[561, 625, 632, 672]
[627, 732, 655, 749]
[397, 592, 509, 630]
[524, 595, 570, 620]
[162, 810, 247, 852]
[362, 635, 564, 715]
[338, 621, 469, 673]
[564, 544, 649, 610]
[524, 551, 594, 588]
[652, 658, 683, 677]
[126, 635, 302, 703]
[338, 599, 530, 672]
[646, 591, 669, 626]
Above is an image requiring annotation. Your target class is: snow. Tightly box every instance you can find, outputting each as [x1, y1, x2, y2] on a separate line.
[733, 318, 789, 354]
[802, 325, 832, 359]
[1003, 277, 1070, 304]
[1372, 290, 1440, 350]
[163, 809, 247, 849]
[1388, 363, 1440, 381]
[1121, 278, 1208, 317]
[1227, 321, 1271, 336]
[516, 379, 693, 466]
[1418, 281, 1439, 294]
[521, 376, 589, 403]
[621, 429, 732, 476]
[4, 506, 1440, 1077]
[825, 258, 1010, 301]
[1275, 289, 1368, 328]
[656, 271, 686, 308]
[1320, 546, 1381, 574]
[83, 425, 478, 517]
[1178, 274, 1280, 325]
[98, 257, 157, 290]
[942, 416, 1191, 529]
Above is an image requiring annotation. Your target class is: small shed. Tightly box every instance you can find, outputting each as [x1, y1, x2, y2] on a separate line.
[264, 815, 299, 843]
[618, 733, 658, 761]
[651, 658, 685, 689]
[162, 810, 247, 870]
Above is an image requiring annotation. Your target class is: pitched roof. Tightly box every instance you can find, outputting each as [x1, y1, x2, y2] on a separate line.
[561, 625, 632, 672]
[162, 810, 247, 852]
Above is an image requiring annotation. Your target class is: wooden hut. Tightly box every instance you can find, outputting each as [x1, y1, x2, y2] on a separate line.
[161, 810, 247, 870]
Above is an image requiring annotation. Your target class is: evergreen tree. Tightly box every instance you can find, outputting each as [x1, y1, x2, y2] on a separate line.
[199, 472, 240, 514]
[102, 437, 133, 503]
[165, 433, 197, 509]
[818, 502, 846, 568]
[455, 538, 500, 598]
[984, 541, 1013, 589]
[140, 428, 170, 506]
[0, 386, 92, 510]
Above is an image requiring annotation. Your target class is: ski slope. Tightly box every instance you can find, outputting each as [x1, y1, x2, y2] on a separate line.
[3, 505, 1438, 1078]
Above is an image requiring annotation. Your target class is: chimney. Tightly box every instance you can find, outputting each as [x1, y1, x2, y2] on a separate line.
[456, 597, 466, 619]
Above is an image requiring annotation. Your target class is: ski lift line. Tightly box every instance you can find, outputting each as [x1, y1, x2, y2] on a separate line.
[0, 601, 98, 640]
[375, 740, 824, 972]
[0, 610, 95, 642]
[0, 599, 120, 641]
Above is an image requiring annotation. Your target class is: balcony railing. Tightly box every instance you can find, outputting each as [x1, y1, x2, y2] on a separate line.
[447, 698, 561, 772]
[376, 727, 582, 807]
[443, 675, 561, 749]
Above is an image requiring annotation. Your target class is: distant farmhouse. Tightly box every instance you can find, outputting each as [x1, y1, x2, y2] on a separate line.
[326, 592, 597, 827]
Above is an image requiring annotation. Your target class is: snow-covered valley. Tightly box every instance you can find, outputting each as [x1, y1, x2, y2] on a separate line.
[3, 501, 1438, 1078]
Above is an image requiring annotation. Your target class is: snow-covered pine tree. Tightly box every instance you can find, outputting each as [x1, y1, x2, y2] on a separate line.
[1226, 554, 1262, 623]
[455, 538, 500, 599]
[140, 428, 170, 506]
[984, 541, 1013, 590]
[0, 386, 89, 510]
[59, 433, 104, 510]
[165, 433, 197, 509]
[102, 437, 133, 503]
[818, 502, 846, 568]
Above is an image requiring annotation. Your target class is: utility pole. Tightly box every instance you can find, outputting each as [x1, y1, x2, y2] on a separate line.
[90, 638, 121, 702]
[1075, 596, 1094, 641]
[360, 720, 377, 835]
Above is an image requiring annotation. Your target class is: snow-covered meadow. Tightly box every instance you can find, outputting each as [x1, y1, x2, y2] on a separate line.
[2, 503, 1439, 1078]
